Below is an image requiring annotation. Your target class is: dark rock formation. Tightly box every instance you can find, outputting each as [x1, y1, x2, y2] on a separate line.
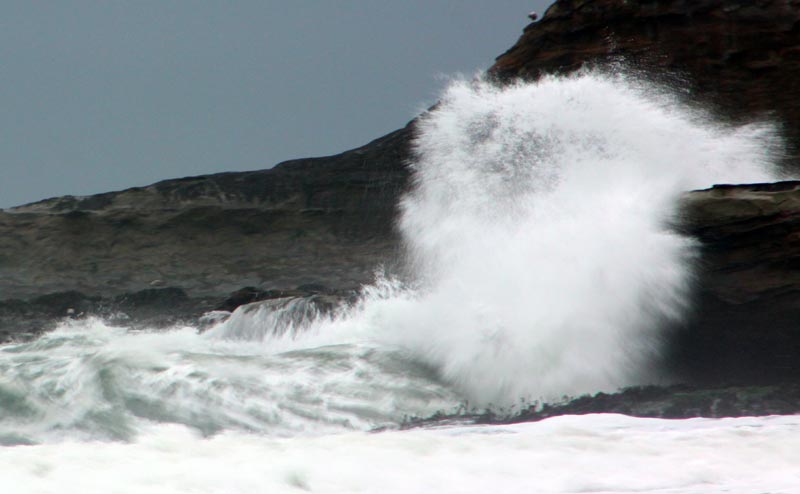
[0, 287, 216, 339]
[491, 0, 800, 166]
[510, 383, 800, 420]
[403, 383, 800, 428]
[675, 181, 800, 383]
[0, 125, 412, 300]
[0, 285, 354, 342]
[487, 0, 800, 386]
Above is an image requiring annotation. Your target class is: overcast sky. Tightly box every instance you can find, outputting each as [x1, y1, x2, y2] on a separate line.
[1, 1, 554, 208]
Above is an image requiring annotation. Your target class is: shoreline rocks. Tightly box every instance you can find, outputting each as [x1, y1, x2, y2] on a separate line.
[672, 181, 800, 383]
[490, 0, 800, 166]
[403, 383, 800, 429]
[0, 285, 355, 343]
[0, 125, 411, 300]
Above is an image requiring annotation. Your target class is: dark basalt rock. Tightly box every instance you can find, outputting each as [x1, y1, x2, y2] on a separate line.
[403, 383, 800, 429]
[0, 285, 356, 342]
[0, 287, 213, 339]
[216, 287, 277, 312]
[513, 383, 800, 421]
[0, 125, 412, 301]
[490, 0, 800, 166]
[672, 182, 800, 383]
[215, 285, 354, 313]
[0, 291, 101, 341]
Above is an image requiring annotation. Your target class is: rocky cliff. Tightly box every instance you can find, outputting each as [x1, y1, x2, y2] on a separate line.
[676, 181, 800, 382]
[492, 0, 800, 166]
[0, 126, 411, 299]
[3, 0, 800, 387]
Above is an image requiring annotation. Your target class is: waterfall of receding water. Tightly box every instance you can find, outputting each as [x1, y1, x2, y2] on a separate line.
[212, 71, 780, 407]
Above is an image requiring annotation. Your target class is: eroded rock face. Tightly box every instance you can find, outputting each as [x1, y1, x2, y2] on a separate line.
[5, 0, 799, 303]
[484, 0, 800, 384]
[0, 125, 412, 299]
[675, 182, 800, 382]
[491, 0, 800, 165]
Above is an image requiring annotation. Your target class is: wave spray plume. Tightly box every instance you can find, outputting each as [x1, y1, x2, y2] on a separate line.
[356, 72, 777, 406]
[211, 71, 779, 408]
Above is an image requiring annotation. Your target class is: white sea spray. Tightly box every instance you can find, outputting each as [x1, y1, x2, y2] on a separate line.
[213, 72, 779, 406]
[0, 72, 792, 494]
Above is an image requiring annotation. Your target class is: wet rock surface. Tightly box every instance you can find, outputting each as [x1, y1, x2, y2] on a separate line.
[490, 0, 800, 165]
[0, 286, 353, 342]
[404, 383, 800, 429]
[510, 383, 800, 421]
[673, 181, 800, 383]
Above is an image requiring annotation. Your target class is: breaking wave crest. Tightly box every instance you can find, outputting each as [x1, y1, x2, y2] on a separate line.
[211, 71, 779, 406]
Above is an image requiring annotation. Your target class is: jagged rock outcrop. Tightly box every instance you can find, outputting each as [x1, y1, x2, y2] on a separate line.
[403, 383, 800, 427]
[491, 0, 800, 165]
[4, 0, 799, 301]
[488, 0, 800, 383]
[676, 181, 800, 382]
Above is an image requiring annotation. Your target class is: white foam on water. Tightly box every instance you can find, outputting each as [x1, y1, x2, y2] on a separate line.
[2, 414, 799, 494]
[0, 318, 460, 444]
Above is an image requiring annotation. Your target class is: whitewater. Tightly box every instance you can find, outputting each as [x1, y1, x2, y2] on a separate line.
[2, 72, 797, 493]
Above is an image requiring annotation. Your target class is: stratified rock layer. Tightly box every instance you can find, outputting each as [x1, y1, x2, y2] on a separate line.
[0, 126, 411, 299]
[490, 0, 800, 383]
[491, 0, 800, 164]
[5, 0, 800, 301]
[676, 181, 800, 382]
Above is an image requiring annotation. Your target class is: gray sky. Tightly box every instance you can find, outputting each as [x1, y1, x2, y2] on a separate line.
[1, 1, 553, 208]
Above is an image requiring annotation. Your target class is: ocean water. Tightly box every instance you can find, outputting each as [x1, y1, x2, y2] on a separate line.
[4, 413, 800, 493]
[1, 72, 794, 493]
